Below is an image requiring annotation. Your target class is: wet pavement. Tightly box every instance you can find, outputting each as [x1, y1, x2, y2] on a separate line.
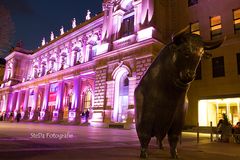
[0, 122, 239, 160]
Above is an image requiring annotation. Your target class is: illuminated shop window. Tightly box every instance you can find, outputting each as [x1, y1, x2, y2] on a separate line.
[233, 9, 240, 34]
[188, 0, 198, 7]
[198, 98, 240, 126]
[121, 15, 134, 37]
[212, 56, 225, 77]
[190, 22, 200, 35]
[210, 16, 222, 39]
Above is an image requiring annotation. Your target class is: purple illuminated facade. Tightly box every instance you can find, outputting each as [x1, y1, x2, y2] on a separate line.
[0, 0, 190, 128]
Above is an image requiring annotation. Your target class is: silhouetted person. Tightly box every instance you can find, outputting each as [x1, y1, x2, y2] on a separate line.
[9, 112, 14, 122]
[16, 112, 21, 122]
[85, 109, 89, 123]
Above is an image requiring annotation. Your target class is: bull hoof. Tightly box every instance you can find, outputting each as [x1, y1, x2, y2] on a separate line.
[159, 143, 164, 150]
[140, 149, 148, 159]
[170, 153, 178, 159]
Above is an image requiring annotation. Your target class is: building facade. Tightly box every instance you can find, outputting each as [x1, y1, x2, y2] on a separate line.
[187, 0, 240, 127]
[0, 0, 239, 128]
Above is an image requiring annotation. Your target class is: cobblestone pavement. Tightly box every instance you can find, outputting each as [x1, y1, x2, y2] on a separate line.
[0, 122, 239, 160]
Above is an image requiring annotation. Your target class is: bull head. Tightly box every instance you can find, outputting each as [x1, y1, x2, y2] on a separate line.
[171, 27, 224, 85]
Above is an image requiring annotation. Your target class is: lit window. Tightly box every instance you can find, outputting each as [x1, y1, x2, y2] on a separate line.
[210, 16, 222, 39]
[83, 89, 92, 111]
[190, 22, 200, 35]
[212, 56, 225, 77]
[233, 9, 240, 34]
[188, 0, 198, 7]
[121, 15, 134, 37]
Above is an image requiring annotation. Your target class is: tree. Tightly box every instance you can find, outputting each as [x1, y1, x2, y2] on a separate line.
[0, 4, 15, 56]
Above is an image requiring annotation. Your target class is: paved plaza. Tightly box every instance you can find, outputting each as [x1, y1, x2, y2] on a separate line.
[0, 122, 239, 160]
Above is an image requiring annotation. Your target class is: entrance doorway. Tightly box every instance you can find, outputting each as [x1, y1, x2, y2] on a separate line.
[113, 66, 129, 123]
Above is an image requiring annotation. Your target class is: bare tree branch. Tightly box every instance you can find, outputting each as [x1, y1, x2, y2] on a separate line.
[0, 4, 15, 56]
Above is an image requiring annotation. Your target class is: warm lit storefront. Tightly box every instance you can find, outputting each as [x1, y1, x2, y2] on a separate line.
[198, 98, 240, 126]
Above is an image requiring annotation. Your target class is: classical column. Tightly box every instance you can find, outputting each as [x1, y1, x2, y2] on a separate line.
[69, 76, 82, 123]
[113, 9, 125, 40]
[4, 92, 11, 120]
[127, 77, 137, 126]
[53, 81, 64, 121]
[9, 92, 18, 117]
[40, 84, 50, 121]
[15, 90, 24, 112]
[30, 87, 39, 121]
[22, 89, 29, 120]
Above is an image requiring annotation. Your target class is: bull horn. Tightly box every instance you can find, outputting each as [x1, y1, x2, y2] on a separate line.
[203, 36, 226, 50]
[171, 26, 190, 42]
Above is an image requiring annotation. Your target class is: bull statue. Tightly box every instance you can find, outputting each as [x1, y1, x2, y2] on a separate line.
[134, 27, 223, 159]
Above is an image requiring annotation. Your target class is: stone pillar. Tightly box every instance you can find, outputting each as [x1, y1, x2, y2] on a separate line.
[4, 92, 11, 120]
[105, 80, 115, 123]
[126, 77, 137, 126]
[23, 89, 29, 120]
[69, 76, 81, 123]
[40, 84, 50, 121]
[30, 87, 39, 121]
[9, 92, 18, 117]
[92, 67, 107, 127]
[15, 90, 23, 112]
[133, 0, 142, 32]
[53, 81, 64, 122]
[112, 9, 125, 40]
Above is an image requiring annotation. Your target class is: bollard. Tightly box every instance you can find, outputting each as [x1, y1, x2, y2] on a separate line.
[197, 122, 199, 143]
[210, 121, 213, 142]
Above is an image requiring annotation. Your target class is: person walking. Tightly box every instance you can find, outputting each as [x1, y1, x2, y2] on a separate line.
[16, 111, 21, 123]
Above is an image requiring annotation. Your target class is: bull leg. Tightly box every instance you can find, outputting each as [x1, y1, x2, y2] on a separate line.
[138, 133, 151, 159]
[167, 134, 179, 159]
[156, 136, 165, 150]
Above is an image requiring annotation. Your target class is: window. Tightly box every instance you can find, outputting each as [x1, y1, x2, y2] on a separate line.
[121, 15, 134, 37]
[210, 16, 222, 39]
[190, 22, 200, 35]
[212, 56, 225, 77]
[237, 53, 240, 74]
[233, 9, 240, 34]
[195, 61, 202, 80]
[188, 0, 198, 7]
[83, 89, 92, 112]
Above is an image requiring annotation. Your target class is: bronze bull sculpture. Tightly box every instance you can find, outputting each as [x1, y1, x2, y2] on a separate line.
[134, 28, 223, 159]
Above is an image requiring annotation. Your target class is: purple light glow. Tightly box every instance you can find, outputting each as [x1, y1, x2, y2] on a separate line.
[71, 76, 81, 110]
[41, 84, 50, 111]
[55, 81, 64, 110]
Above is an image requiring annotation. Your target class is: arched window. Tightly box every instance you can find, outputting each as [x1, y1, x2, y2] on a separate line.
[83, 88, 92, 112]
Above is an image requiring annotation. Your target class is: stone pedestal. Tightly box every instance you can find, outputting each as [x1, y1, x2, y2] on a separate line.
[68, 110, 81, 124]
[23, 111, 29, 121]
[31, 110, 39, 121]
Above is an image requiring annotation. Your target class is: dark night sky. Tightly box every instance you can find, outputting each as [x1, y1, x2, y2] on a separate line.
[1, 0, 102, 57]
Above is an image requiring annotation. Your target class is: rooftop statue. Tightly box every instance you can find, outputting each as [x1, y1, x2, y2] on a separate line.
[60, 26, 64, 35]
[50, 32, 54, 41]
[134, 27, 224, 159]
[86, 10, 91, 21]
[41, 37, 46, 46]
[72, 18, 76, 28]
